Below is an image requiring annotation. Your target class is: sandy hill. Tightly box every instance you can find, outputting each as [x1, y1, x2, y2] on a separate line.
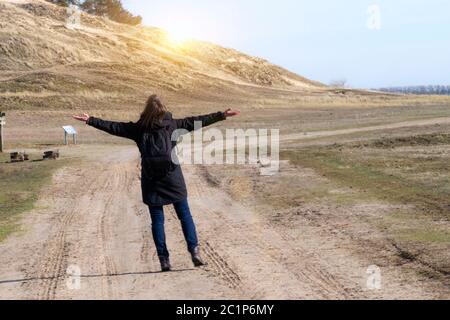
[0, 0, 331, 113]
[2, 0, 444, 121]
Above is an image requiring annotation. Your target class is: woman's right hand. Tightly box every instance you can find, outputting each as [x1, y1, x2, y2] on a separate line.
[73, 113, 90, 123]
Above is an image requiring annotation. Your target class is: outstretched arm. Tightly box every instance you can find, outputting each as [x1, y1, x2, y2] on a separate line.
[175, 109, 240, 132]
[73, 113, 139, 141]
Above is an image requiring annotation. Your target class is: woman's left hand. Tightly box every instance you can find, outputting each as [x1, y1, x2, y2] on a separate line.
[224, 109, 240, 118]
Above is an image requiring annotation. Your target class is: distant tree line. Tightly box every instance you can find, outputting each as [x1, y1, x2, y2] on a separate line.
[376, 85, 450, 96]
[46, 0, 142, 26]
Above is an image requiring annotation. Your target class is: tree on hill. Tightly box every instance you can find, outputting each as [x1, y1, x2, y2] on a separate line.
[47, 0, 81, 6]
[81, 0, 142, 25]
[45, 0, 142, 26]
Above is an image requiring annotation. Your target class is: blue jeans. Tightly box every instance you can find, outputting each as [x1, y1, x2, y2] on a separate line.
[149, 198, 199, 258]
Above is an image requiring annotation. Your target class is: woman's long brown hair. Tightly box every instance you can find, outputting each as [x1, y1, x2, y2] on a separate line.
[139, 95, 167, 129]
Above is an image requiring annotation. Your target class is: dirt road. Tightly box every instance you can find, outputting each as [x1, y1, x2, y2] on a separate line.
[0, 143, 447, 299]
[282, 116, 450, 141]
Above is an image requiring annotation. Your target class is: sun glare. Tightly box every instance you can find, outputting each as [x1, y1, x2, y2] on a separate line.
[165, 25, 193, 46]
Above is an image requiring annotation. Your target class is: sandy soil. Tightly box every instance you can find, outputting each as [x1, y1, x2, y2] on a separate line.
[0, 143, 447, 300]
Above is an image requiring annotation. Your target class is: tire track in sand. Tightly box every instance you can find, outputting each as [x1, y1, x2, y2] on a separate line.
[35, 171, 99, 300]
[187, 165, 354, 299]
[35, 161, 129, 299]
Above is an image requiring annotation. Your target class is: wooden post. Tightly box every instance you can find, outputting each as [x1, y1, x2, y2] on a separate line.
[0, 112, 5, 153]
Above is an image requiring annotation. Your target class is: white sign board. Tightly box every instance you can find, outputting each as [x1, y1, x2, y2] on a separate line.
[63, 126, 77, 135]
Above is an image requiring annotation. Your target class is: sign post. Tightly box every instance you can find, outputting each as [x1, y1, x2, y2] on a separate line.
[63, 125, 78, 145]
[0, 112, 5, 153]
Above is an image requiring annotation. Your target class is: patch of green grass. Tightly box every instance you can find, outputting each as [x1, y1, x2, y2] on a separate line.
[283, 143, 450, 275]
[0, 223, 19, 243]
[355, 133, 450, 149]
[377, 209, 450, 245]
[398, 228, 450, 243]
[0, 153, 64, 242]
[282, 147, 450, 218]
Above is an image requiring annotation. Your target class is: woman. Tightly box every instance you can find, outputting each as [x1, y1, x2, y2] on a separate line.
[74, 95, 240, 272]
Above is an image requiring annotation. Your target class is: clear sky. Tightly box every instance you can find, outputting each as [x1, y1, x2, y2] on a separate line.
[122, 0, 450, 88]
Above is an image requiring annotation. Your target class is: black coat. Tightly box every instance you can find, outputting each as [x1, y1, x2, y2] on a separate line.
[87, 111, 226, 207]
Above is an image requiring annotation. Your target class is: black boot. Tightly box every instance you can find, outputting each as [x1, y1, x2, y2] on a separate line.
[190, 247, 206, 267]
[159, 256, 172, 272]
